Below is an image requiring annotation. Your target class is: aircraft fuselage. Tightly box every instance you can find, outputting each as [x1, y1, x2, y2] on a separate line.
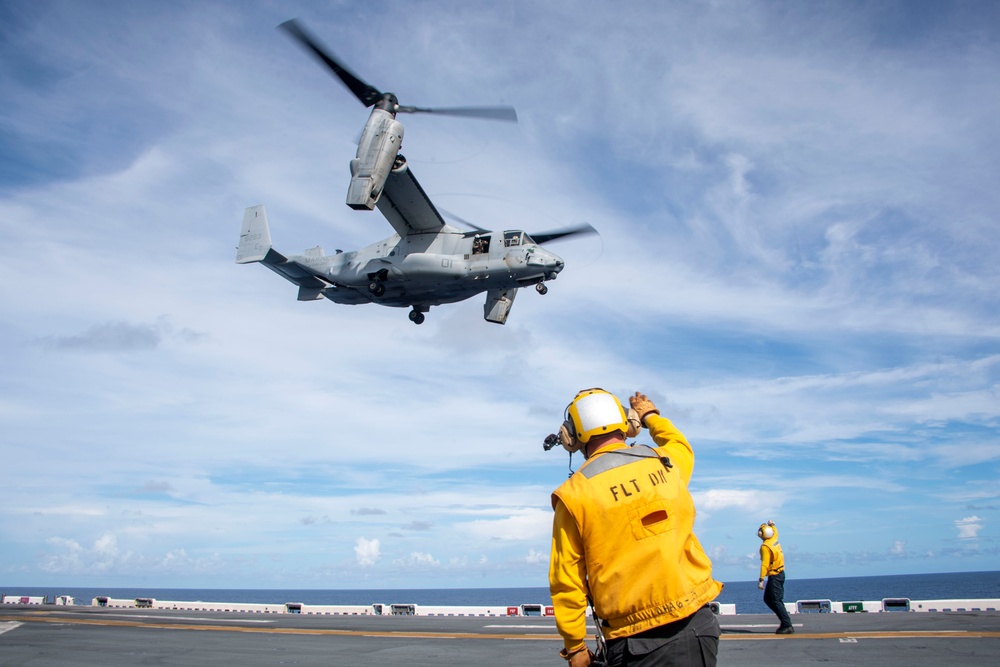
[288, 226, 565, 307]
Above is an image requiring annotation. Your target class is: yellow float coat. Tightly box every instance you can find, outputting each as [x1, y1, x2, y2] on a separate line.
[549, 414, 722, 650]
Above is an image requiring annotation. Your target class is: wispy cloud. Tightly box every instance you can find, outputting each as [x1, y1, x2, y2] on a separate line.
[1, 0, 997, 588]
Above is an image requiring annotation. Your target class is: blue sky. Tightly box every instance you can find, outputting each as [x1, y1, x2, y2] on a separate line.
[1, 0, 998, 590]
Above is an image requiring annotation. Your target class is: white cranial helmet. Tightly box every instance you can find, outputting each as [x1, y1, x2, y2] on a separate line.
[757, 521, 775, 540]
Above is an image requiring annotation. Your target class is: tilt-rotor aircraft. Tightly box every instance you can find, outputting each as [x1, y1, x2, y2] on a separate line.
[236, 20, 594, 324]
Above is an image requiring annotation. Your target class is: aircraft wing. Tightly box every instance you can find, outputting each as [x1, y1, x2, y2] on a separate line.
[375, 161, 446, 237]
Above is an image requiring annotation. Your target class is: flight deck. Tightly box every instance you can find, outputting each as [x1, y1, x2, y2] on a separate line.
[2, 598, 999, 666]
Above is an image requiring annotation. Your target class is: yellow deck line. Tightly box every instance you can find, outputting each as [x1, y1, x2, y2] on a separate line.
[0, 613, 557, 640]
[3, 613, 999, 642]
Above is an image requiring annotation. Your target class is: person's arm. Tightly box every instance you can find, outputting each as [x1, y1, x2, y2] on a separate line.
[759, 545, 772, 582]
[645, 413, 695, 483]
[629, 392, 695, 482]
[549, 499, 589, 656]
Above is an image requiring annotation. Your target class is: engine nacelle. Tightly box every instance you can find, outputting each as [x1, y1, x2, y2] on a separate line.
[347, 109, 404, 210]
[484, 288, 518, 325]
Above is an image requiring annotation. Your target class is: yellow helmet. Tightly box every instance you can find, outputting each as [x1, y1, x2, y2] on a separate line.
[565, 388, 629, 446]
[758, 521, 776, 540]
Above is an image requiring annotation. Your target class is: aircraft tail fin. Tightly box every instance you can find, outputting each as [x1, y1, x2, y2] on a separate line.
[236, 205, 273, 263]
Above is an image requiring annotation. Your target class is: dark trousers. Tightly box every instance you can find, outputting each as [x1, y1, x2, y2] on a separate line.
[763, 570, 792, 628]
[604, 605, 720, 666]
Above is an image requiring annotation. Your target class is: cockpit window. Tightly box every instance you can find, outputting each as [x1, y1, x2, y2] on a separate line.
[504, 231, 524, 247]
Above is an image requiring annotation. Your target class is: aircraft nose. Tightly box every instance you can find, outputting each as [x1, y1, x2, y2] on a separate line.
[528, 249, 565, 272]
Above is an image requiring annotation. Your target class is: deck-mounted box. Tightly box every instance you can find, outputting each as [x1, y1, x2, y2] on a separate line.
[390, 604, 416, 615]
[796, 599, 832, 613]
[883, 598, 911, 612]
[520, 604, 543, 616]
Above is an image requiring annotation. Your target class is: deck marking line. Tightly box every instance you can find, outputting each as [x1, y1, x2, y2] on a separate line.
[0, 614, 561, 641]
[86, 612, 274, 624]
[721, 630, 1000, 641]
[0, 622, 22, 636]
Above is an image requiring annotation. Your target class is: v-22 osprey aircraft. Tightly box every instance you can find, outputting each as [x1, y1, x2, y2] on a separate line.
[236, 20, 594, 325]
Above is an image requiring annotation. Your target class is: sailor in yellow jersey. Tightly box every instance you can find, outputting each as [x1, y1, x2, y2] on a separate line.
[757, 520, 793, 634]
[548, 389, 723, 666]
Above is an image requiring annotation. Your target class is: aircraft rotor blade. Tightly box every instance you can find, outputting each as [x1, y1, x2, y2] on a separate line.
[531, 223, 598, 245]
[438, 208, 489, 233]
[278, 19, 383, 107]
[397, 105, 519, 123]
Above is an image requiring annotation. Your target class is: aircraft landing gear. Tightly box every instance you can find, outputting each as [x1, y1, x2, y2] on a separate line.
[408, 309, 425, 325]
[368, 269, 390, 297]
[536, 283, 548, 295]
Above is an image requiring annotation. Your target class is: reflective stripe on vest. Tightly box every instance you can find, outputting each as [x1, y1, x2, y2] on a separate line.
[580, 445, 672, 479]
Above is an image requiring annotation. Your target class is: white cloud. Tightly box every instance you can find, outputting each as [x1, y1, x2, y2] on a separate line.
[462, 508, 552, 543]
[525, 548, 548, 565]
[696, 489, 767, 512]
[354, 537, 381, 567]
[396, 552, 440, 567]
[955, 516, 982, 540]
[39, 532, 130, 575]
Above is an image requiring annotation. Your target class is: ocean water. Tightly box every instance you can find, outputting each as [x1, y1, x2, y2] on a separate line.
[4, 571, 1000, 614]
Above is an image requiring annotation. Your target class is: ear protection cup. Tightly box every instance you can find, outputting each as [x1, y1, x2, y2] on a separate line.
[558, 421, 582, 453]
[758, 522, 775, 540]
